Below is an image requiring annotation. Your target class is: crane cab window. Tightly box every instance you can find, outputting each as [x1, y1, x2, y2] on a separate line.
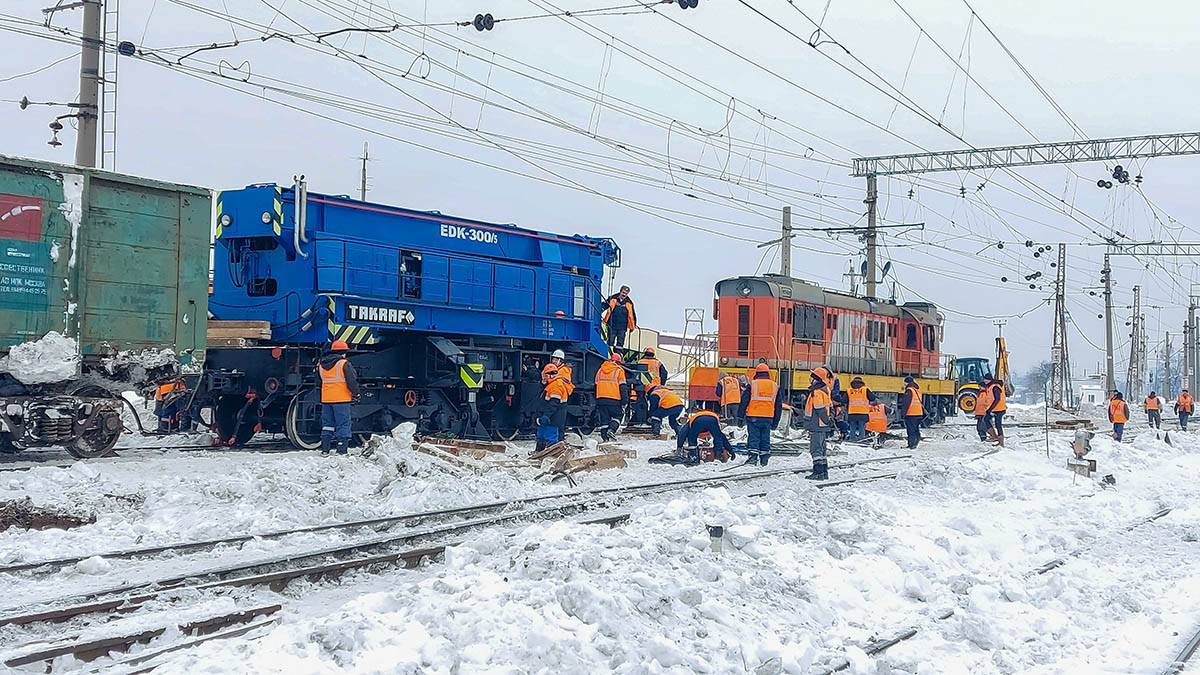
[400, 251, 422, 299]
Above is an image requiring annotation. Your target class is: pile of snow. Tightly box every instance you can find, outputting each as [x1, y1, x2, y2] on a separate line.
[98, 347, 181, 381]
[0, 331, 80, 384]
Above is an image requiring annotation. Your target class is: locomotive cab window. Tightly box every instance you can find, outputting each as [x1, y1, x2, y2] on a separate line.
[794, 305, 824, 342]
[400, 251, 422, 299]
[572, 281, 585, 318]
[906, 324, 918, 349]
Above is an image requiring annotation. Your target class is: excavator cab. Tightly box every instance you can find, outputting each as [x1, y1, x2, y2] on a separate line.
[954, 357, 993, 413]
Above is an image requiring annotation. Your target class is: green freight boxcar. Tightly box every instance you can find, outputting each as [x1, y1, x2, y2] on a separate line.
[0, 155, 211, 457]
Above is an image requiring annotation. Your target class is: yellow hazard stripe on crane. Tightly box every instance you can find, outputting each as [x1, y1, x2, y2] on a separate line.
[214, 191, 224, 239]
[325, 297, 380, 345]
[460, 363, 484, 389]
[272, 187, 283, 237]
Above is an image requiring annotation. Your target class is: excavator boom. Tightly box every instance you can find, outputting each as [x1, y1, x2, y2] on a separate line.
[996, 337, 1015, 396]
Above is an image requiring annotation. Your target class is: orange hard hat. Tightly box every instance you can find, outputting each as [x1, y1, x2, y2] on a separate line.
[610, 353, 622, 362]
[755, 363, 770, 373]
[331, 340, 349, 351]
[645, 347, 655, 355]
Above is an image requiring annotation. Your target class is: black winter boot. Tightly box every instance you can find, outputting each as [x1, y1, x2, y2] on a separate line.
[336, 440, 349, 455]
[805, 460, 828, 480]
[321, 438, 331, 455]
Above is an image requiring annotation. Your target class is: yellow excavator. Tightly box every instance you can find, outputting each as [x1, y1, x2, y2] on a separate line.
[953, 337, 1014, 413]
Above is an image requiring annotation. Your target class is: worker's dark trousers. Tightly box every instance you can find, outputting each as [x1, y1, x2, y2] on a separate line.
[650, 405, 683, 436]
[975, 414, 991, 441]
[321, 402, 352, 443]
[678, 416, 732, 456]
[809, 429, 828, 463]
[607, 327, 627, 348]
[746, 417, 772, 463]
[1148, 410, 1161, 428]
[596, 399, 623, 438]
[1112, 422, 1125, 441]
[1180, 411, 1191, 430]
[545, 399, 568, 441]
[847, 414, 868, 440]
[722, 403, 743, 427]
[904, 415, 922, 449]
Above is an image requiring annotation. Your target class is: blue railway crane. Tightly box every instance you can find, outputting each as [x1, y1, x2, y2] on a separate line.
[200, 180, 621, 447]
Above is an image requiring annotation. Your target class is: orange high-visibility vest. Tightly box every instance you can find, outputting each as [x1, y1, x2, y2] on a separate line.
[805, 388, 831, 416]
[603, 298, 636, 330]
[319, 359, 352, 403]
[544, 376, 571, 402]
[155, 382, 184, 401]
[719, 376, 742, 406]
[594, 362, 626, 400]
[866, 404, 888, 432]
[745, 378, 777, 418]
[1178, 393, 1194, 413]
[990, 384, 1007, 412]
[639, 358, 662, 386]
[905, 385, 923, 416]
[1109, 399, 1128, 423]
[974, 387, 993, 417]
[1145, 396, 1160, 410]
[648, 385, 682, 410]
[847, 386, 869, 415]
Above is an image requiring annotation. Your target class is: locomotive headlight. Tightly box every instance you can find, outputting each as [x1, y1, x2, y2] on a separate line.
[261, 211, 273, 224]
[218, 214, 231, 227]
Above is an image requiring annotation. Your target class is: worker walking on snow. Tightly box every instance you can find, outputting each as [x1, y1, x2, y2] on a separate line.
[843, 376, 877, 441]
[637, 348, 668, 387]
[985, 376, 1007, 447]
[1109, 391, 1129, 441]
[1144, 391, 1162, 429]
[602, 285, 636, 348]
[594, 354, 628, 442]
[646, 383, 684, 437]
[899, 376, 924, 449]
[805, 371, 833, 480]
[715, 371, 743, 426]
[973, 379, 995, 442]
[318, 339, 358, 455]
[740, 363, 782, 466]
[676, 409, 733, 463]
[1176, 388, 1194, 430]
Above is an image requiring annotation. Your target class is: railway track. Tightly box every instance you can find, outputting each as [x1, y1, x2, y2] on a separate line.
[0, 439, 300, 472]
[0, 454, 912, 669]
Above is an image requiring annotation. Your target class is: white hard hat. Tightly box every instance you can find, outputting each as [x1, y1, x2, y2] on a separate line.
[552, 349, 566, 359]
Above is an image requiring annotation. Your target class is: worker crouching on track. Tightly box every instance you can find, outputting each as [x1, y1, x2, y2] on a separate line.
[715, 371, 743, 426]
[1144, 391, 1162, 429]
[646, 384, 684, 438]
[318, 340, 358, 455]
[677, 409, 733, 463]
[154, 378, 188, 433]
[805, 371, 833, 480]
[899, 376, 923, 450]
[866, 402, 889, 449]
[740, 363, 782, 466]
[594, 354, 629, 442]
[843, 376, 877, 441]
[1176, 388, 1194, 431]
[1109, 391, 1129, 441]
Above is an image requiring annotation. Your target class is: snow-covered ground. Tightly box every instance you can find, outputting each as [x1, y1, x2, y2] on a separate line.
[1, 412, 1198, 674]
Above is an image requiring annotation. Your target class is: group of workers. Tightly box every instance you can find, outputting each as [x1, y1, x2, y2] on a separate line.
[1107, 387, 1194, 440]
[970, 376, 1008, 446]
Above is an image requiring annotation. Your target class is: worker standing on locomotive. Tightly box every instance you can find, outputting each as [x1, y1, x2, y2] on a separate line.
[985, 376, 1007, 447]
[715, 371, 743, 426]
[602, 285, 637, 348]
[1144, 391, 1162, 429]
[1175, 388, 1194, 430]
[843, 376, 877, 441]
[594, 354, 629, 442]
[676, 409, 733, 463]
[1109, 391, 1130, 441]
[318, 340, 358, 455]
[899, 376, 924, 449]
[805, 371, 833, 480]
[740, 363, 781, 466]
[638, 347, 668, 387]
[646, 383, 684, 437]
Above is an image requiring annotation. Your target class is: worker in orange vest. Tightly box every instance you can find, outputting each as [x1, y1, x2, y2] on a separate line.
[866, 402, 889, 449]
[543, 364, 574, 441]
[985, 376, 1008, 447]
[973, 380, 996, 443]
[676, 409, 733, 463]
[715, 371, 743, 426]
[542, 349, 569, 384]
[805, 371, 834, 480]
[842, 376, 877, 441]
[1108, 391, 1129, 441]
[637, 348, 668, 387]
[1144, 391, 1162, 429]
[739, 363, 782, 466]
[1175, 388, 1194, 430]
[602, 285, 637, 348]
[899, 376, 924, 449]
[594, 354, 629, 442]
[154, 378, 187, 433]
[646, 384, 684, 438]
[318, 339, 358, 455]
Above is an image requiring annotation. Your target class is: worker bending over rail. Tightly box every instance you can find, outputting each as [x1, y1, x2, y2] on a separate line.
[646, 384, 684, 438]
[676, 409, 733, 463]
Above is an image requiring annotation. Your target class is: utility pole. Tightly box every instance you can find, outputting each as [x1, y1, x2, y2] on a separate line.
[1125, 285, 1143, 398]
[1103, 254, 1115, 393]
[993, 319, 1006, 338]
[1191, 301, 1199, 393]
[780, 206, 792, 278]
[1049, 243, 1072, 409]
[74, 0, 102, 168]
[1164, 332, 1172, 399]
[864, 175, 878, 298]
[358, 142, 370, 201]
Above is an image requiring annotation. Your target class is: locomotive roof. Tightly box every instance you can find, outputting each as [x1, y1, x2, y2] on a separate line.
[716, 275, 943, 325]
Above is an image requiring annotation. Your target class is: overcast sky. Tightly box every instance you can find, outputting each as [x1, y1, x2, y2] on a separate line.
[3, 0, 1198, 385]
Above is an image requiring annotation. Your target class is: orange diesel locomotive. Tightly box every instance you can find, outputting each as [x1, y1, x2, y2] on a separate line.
[688, 275, 958, 421]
